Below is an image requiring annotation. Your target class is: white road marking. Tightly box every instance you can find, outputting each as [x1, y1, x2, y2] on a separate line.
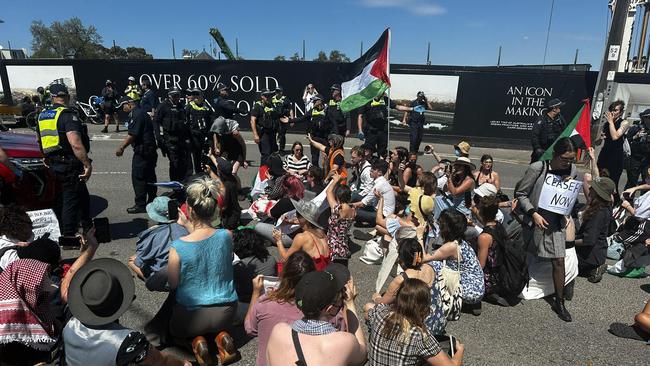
[93, 171, 128, 175]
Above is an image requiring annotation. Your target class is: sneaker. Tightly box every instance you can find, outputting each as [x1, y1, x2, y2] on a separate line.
[587, 264, 607, 283]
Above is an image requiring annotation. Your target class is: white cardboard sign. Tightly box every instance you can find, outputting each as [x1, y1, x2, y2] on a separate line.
[538, 174, 582, 216]
[27, 209, 61, 242]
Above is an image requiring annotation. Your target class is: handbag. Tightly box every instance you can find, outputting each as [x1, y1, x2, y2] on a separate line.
[435, 241, 463, 321]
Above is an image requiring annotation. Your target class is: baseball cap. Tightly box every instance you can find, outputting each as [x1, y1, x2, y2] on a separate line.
[324, 263, 350, 292]
[474, 183, 498, 198]
[49, 84, 69, 97]
[295, 271, 338, 315]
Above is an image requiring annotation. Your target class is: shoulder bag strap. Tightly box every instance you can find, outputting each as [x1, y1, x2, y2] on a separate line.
[292, 329, 308, 366]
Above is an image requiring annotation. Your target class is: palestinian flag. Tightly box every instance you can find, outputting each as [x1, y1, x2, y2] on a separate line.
[540, 99, 592, 161]
[340, 29, 391, 112]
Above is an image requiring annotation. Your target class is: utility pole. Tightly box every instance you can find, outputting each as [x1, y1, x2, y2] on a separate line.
[542, 0, 556, 66]
[360, 41, 363, 57]
[112, 40, 117, 59]
[497, 46, 502, 66]
[302, 40, 306, 60]
[573, 48, 579, 64]
[426, 42, 431, 65]
[171, 38, 176, 59]
[235, 38, 239, 59]
[591, 0, 630, 142]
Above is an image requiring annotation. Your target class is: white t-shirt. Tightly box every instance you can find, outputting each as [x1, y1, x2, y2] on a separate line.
[362, 176, 396, 217]
[634, 190, 650, 219]
[351, 161, 374, 196]
[0, 235, 20, 271]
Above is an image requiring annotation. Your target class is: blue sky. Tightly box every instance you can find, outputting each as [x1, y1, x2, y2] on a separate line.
[1, 0, 611, 68]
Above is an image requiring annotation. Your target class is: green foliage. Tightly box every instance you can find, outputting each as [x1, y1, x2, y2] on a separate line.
[289, 53, 302, 61]
[274, 55, 286, 61]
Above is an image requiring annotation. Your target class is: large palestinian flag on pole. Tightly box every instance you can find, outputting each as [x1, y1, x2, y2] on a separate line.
[340, 29, 391, 112]
[540, 99, 592, 161]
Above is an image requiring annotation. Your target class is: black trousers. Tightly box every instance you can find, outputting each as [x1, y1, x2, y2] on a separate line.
[259, 130, 278, 166]
[625, 156, 650, 189]
[365, 125, 388, 158]
[277, 122, 288, 152]
[51, 162, 91, 237]
[132, 150, 158, 207]
[166, 139, 192, 182]
[409, 123, 424, 153]
[189, 130, 208, 174]
[310, 135, 328, 167]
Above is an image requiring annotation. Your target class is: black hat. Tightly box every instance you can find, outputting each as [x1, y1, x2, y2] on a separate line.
[639, 109, 650, 118]
[330, 84, 341, 91]
[261, 89, 275, 97]
[168, 88, 182, 96]
[116, 95, 135, 108]
[216, 156, 233, 176]
[191, 88, 203, 96]
[105, 79, 113, 85]
[324, 263, 350, 292]
[546, 98, 565, 109]
[295, 271, 338, 315]
[49, 84, 69, 97]
[67, 258, 135, 326]
[311, 94, 324, 102]
[275, 86, 283, 92]
[267, 154, 285, 177]
[216, 82, 229, 91]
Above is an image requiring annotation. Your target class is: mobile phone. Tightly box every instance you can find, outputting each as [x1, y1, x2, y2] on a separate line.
[93, 217, 111, 243]
[168, 200, 179, 221]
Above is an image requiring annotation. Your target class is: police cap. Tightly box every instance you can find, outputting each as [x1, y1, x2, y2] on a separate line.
[116, 95, 135, 108]
[105, 79, 113, 85]
[49, 84, 69, 97]
[311, 94, 325, 102]
[191, 88, 203, 96]
[330, 84, 341, 91]
[168, 88, 182, 96]
[261, 89, 275, 97]
[128, 76, 136, 82]
[546, 98, 565, 109]
[216, 82, 230, 91]
[275, 86, 283, 92]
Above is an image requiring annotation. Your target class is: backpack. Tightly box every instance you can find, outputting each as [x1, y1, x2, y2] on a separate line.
[497, 220, 530, 297]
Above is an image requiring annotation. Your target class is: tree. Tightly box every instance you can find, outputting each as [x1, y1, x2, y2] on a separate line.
[313, 51, 328, 62]
[328, 50, 350, 63]
[31, 18, 103, 58]
[289, 53, 301, 61]
[30, 17, 153, 59]
[182, 49, 200, 59]
[274, 55, 286, 61]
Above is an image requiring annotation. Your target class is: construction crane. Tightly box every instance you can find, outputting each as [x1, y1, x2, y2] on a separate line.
[209, 28, 236, 60]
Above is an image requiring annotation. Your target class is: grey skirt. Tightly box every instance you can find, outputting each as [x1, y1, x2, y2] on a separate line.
[524, 226, 566, 259]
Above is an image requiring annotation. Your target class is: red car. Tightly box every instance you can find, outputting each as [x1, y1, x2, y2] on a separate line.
[0, 132, 57, 209]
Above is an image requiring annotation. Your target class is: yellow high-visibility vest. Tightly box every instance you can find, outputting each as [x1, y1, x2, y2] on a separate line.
[37, 107, 65, 155]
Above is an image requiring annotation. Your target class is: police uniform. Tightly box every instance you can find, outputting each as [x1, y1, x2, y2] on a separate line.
[251, 96, 281, 164]
[326, 98, 351, 141]
[214, 96, 245, 119]
[127, 105, 158, 208]
[625, 116, 650, 189]
[153, 97, 192, 181]
[37, 98, 91, 238]
[290, 105, 334, 167]
[272, 92, 292, 152]
[360, 97, 396, 157]
[530, 112, 566, 163]
[125, 83, 142, 102]
[408, 96, 428, 153]
[186, 99, 214, 174]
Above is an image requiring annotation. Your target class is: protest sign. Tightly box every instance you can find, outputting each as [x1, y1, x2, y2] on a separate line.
[27, 209, 61, 242]
[538, 174, 583, 215]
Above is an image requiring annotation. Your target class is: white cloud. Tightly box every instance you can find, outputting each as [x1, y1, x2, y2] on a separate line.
[360, 0, 446, 16]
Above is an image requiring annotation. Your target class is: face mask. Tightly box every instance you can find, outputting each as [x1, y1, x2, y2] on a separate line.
[404, 206, 411, 216]
[454, 149, 461, 157]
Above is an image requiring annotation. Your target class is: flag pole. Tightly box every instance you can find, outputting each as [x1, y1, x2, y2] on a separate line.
[386, 28, 391, 154]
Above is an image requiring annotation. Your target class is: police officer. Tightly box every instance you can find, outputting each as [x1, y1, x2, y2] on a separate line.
[153, 88, 191, 182]
[403, 91, 433, 153]
[124, 76, 142, 103]
[213, 82, 246, 119]
[185, 89, 214, 173]
[625, 109, 650, 189]
[139, 79, 157, 117]
[530, 98, 566, 163]
[272, 86, 293, 153]
[357, 94, 410, 158]
[251, 89, 284, 165]
[288, 94, 332, 167]
[36, 84, 91, 248]
[115, 96, 158, 213]
[326, 84, 351, 141]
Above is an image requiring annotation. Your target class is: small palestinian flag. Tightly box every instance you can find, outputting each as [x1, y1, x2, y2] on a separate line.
[340, 29, 391, 112]
[540, 99, 592, 161]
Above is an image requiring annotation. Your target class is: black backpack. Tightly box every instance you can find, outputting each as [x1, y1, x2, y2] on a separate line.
[493, 220, 530, 297]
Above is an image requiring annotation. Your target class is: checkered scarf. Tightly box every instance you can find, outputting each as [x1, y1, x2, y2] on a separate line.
[0, 259, 57, 350]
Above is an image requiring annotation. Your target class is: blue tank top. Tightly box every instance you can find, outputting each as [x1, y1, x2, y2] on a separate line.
[172, 229, 237, 308]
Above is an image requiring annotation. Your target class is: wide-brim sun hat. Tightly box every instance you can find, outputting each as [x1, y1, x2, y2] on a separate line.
[67, 258, 135, 327]
[146, 196, 174, 223]
[453, 156, 476, 170]
[590, 177, 616, 202]
[290, 198, 324, 229]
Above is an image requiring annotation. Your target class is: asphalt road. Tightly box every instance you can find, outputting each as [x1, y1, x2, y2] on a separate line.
[23, 123, 647, 365]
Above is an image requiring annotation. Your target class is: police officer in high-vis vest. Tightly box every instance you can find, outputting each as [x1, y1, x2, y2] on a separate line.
[326, 84, 351, 141]
[357, 94, 410, 158]
[124, 76, 142, 103]
[272, 86, 293, 153]
[251, 89, 285, 165]
[153, 88, 191, 182]
[289, 94, 333, 167]
[185, 89, 214, 173]
[115, 96, 158, 214]
[36, 84, 92, 248]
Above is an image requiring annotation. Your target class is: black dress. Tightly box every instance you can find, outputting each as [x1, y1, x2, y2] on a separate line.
[597, 118, 625, 192]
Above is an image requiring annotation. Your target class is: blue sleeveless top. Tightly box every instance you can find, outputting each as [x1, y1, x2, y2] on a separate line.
[172, 229, 237, 308]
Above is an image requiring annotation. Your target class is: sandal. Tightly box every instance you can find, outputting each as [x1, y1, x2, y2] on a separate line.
[192, 336, 214, 366]
[215, 331, 241, 365]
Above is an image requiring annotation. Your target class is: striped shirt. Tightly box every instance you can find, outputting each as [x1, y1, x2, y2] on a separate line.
[284, 155, 311, 174]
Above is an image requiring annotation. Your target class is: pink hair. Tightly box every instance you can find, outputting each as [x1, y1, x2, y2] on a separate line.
[284, 175, 305, 199]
